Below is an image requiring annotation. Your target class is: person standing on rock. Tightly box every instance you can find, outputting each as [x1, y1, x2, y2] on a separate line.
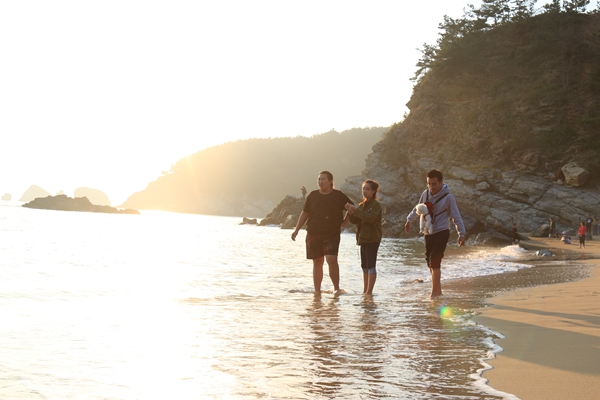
[345, 179, 382, 296]
[549, 217, 557, 239]
[291, 171, 352, 295]
[512, 223, 520, 245]
[404, 169, 466, 299]
[585, 214, 593, 240]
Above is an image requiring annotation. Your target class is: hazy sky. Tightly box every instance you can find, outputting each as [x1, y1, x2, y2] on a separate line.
[0, 0, 577, 205]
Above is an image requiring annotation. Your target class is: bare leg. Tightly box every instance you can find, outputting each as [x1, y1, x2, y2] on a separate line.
[366, 273, 377, 295]
[430, 268, 442, 298]
[325, 255, 340, 291]
[362, 272, 368, 294]
[312, 257, 324, 292]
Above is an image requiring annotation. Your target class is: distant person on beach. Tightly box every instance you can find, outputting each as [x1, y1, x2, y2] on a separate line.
[301, 186, 307, 200]
[594, 215, 599, 236]
[405, 169, 466, 299]
[578, 222, 587, 248]
[585, 214, 593, 240]
[549, 217, 556, 238]
[345, 179, 382, 295]
[512, 223, 519, 245]
[291, 171, 352, 294]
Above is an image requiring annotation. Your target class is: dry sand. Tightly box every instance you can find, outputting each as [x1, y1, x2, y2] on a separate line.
[474, 237, 600, 400]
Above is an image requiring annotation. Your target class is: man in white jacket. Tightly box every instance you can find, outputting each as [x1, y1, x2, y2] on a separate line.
[405, 169, 466, 299]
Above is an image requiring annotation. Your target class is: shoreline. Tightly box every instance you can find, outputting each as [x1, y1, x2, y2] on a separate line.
[473, 236, 600, 400]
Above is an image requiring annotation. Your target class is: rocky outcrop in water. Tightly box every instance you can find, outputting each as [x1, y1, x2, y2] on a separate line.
[74, 187, 111, 206]
[19, 185, 51, 202]
[23, 195, 139, 214]
[259, 195, 304, 228]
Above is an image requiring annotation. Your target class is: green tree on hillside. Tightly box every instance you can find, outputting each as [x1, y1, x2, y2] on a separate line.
[562, 0, 591, 13]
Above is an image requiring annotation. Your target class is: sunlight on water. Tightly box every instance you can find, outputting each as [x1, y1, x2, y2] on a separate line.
[0, 204, 582, 399]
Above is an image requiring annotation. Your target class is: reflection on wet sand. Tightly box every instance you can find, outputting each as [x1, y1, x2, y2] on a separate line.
[304, 294, 392, 399]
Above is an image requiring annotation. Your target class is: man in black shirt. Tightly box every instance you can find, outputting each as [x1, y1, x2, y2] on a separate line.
[292, 171, 352, 294]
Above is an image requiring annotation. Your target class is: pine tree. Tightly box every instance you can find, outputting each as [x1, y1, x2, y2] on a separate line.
[562, 0, 590, 13]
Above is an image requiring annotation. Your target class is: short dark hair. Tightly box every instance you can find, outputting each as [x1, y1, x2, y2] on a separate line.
[318, 171, 333, 182]
[318, 171, 334, 189]
[427, 169, 443, 181]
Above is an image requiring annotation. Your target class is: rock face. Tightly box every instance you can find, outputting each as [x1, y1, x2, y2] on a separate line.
[1, 193, 11, 201]
[22, 195, 139, 214]
[74, 187, 111, 206]
[349, 153, 600, 243]
[256, 12, 600, 246]
[561, 163, 590, 187]
[19, 185, 51, 202]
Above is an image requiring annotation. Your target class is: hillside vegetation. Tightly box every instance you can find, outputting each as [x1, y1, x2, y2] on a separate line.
[381, 1, 600, 180]
[120, 127, 387, 216]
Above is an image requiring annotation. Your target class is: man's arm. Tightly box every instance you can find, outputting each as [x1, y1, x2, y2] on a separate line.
[405, 190, 426, 233]
[291, 211, 309, 241]
[405, 206, 419, 233]
[448, 195, 466, 246]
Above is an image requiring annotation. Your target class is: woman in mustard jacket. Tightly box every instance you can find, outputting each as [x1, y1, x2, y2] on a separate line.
[345, 180, 382, 295]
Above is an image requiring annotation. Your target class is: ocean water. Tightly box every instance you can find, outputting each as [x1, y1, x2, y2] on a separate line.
[0, 203, 591, 399]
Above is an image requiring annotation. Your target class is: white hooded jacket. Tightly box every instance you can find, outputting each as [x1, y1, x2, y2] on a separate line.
[406, 183, 466, 237]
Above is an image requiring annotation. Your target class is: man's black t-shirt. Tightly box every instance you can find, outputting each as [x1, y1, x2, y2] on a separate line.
[303, 189, 352, 235]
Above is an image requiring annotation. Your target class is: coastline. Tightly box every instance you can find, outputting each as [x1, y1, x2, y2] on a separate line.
[473, 237, 600, 400]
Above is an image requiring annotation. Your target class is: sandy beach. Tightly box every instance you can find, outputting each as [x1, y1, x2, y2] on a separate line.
[474, 236, 600, 400]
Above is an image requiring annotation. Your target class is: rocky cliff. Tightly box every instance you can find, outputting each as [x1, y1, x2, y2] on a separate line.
[339, 11, 600, 243]
[261, 11, 600, 245]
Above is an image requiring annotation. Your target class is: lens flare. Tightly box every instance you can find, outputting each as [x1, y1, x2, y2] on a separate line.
[440, 306, 454, 319]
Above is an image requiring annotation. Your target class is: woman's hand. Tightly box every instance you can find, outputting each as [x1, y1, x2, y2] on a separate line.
[345, 203, 356, 214]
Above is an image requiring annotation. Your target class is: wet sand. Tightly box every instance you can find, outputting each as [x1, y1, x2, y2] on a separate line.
[474, 237, 600, 400]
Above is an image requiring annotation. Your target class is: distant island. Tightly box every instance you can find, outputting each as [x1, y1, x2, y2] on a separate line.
[23, 195, 139, 214]
[19, 185, 51, 202]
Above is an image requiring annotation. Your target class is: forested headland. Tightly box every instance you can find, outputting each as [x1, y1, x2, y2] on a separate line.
[119, 127, 387, 216]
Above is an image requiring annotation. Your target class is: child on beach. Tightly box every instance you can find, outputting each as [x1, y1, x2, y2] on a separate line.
[345, 180, 382, 295]
[561, 231, 571, 244]
[578, 222, 587, 249]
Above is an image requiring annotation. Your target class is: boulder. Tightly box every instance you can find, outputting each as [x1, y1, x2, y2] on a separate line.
[2, 193, 11, 201]
[561, 162, 590, 187]
[240, 217, 258, 225]
[466, 230, 513, 247]
[259, 195, 303, 226]
[475, 181, 490, 191]
[530, 224, 550, 237]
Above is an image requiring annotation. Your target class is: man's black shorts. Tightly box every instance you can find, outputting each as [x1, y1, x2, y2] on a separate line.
[306, 232, 341, 259]
[425, 229, 450, 269]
